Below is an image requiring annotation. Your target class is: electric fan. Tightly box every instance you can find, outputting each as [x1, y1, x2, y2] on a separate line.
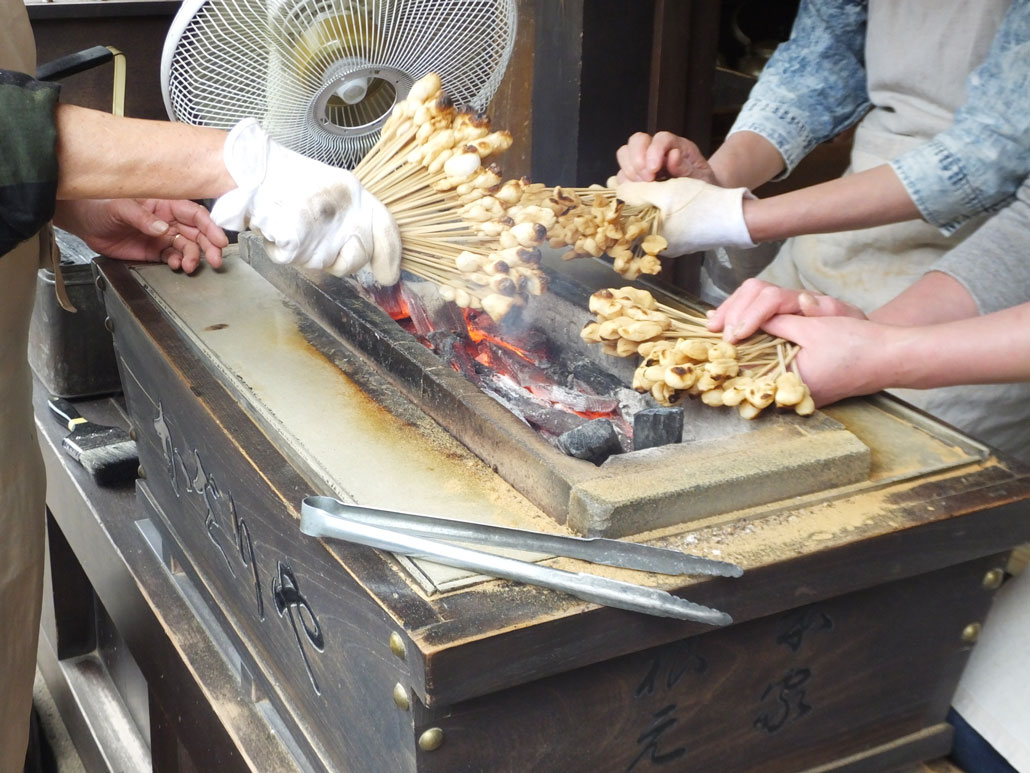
[161, 0, 517, 168]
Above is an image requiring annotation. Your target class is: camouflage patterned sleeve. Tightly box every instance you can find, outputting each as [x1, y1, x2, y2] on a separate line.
[0, 69, 60, 256]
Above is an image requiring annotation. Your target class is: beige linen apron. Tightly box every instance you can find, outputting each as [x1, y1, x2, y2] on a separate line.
[1, 2, 49, 770]
[759, 124, 966, 311]
[757, 0, 1030, 463]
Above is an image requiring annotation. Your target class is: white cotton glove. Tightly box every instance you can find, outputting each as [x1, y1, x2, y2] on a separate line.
[616, 177, 757, 256]
[211, 118, 402, 285]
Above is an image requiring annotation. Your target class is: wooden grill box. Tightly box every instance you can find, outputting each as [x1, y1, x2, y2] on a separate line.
[94, 247, 1030, 773]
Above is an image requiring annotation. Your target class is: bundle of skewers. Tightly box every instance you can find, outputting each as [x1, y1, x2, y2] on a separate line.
[353, 73, 531, 321]
[354, 74, 809, 419]
[353, 73, 665, 321]
[546, 187, 664, 281]
[581, 287, 815, 419]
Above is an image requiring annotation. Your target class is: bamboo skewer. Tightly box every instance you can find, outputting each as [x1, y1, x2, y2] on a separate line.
[350, 73, 813, 417]
[347, 73, 555, 318]
[581, 287, 814, 419]
[347, 72, 679, 321]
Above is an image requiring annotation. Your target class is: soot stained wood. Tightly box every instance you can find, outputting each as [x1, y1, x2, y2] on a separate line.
[412, 558, 991, 772]
[96, 257, 1030, 770]
[105, 267, 424, 771]
[45, 511, 98, 659]
[96, 258, 1030, 712]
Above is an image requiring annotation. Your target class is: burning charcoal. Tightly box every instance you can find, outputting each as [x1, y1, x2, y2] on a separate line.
[480, 373, 585, 436]
[525, 383, 619, 415]
[517, 403, 585, 437]
[569, 357, 626, 395]
[557, 419, 623, 465]
[466, 310, 554, 367]
[403, 278, 470, 335]
[362, 281, 408, 320]
[633, 407, 684, 451]
[426, 294, 469, 333]
[427, 331, 480, 381]
[616, 387, 652, 419]
[485, 342, 552, 387]
[401, 283, 435, 337]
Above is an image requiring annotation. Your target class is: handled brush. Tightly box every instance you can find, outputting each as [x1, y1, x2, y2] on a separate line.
[48, 396, 139, 486]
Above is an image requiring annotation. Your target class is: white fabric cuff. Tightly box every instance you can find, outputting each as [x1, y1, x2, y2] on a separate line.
[663, 184, 757, 255]
[210, 118, 269, 231]
[728, 187, 759, 250]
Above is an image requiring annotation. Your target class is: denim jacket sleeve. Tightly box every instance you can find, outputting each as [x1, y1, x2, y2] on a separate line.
[0, 68, 60, 257]
[891, 0, 1030, 234]
[728, 0, 870, 178]
[730, 0, 1030, 236]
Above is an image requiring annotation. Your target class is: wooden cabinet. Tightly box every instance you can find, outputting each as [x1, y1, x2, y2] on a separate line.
[36, 255, 1029, 771]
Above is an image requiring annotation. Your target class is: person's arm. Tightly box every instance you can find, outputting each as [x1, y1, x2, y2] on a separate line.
[7, 93, 400, 281]
[615, 132, 719, 184]
[52, 104, 234, 272]
[706, 268, 978, 343]
[616, 1, 868, 189]
[740, 164, 920, 243]
[614, 129, 785, 189]
[708, 261, 1026, 404]
[711, 176, 1030, 341]
[707, 131, 786, 191]
[0, 69, 60, 254]
[619, 3, 1030, 255]
[889, 0, 1030, 235]
[739, 1, 1030, 241]
[1, 71, 227, 270]
[616, 163, 921, 265]
[712, 173, 1030, 404]
[611, 1, 900, 257]
[869, 271, 979, 326]
[913, 180, 1030, 319]
[54, 198, 227, 273]
[55, 104, 234, 201]
[763, 303, 1030, 405]
[722, 0, 871, 185]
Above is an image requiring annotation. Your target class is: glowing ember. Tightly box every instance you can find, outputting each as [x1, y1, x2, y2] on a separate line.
[364, 282, 410, 321]
[462, 309, 543, 365]
[359, 276, 635, 458]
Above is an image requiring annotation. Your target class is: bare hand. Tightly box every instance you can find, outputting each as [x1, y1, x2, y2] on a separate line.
[761, 314, 897, 406]
[615, 131, 717, 184]
[55, 198, 228, 274]
[706, 278, 866, 342]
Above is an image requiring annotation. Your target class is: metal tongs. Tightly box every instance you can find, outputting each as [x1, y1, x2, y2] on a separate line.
[300, 496, 742, 625]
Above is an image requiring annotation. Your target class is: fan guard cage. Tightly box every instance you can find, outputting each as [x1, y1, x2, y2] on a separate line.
[162, 0, 517, 167]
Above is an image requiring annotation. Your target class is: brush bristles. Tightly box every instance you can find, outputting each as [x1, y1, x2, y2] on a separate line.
[74, 440, 139, 487]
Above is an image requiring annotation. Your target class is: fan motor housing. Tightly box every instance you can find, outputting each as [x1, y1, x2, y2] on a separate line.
[312, 63, 411, 137]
